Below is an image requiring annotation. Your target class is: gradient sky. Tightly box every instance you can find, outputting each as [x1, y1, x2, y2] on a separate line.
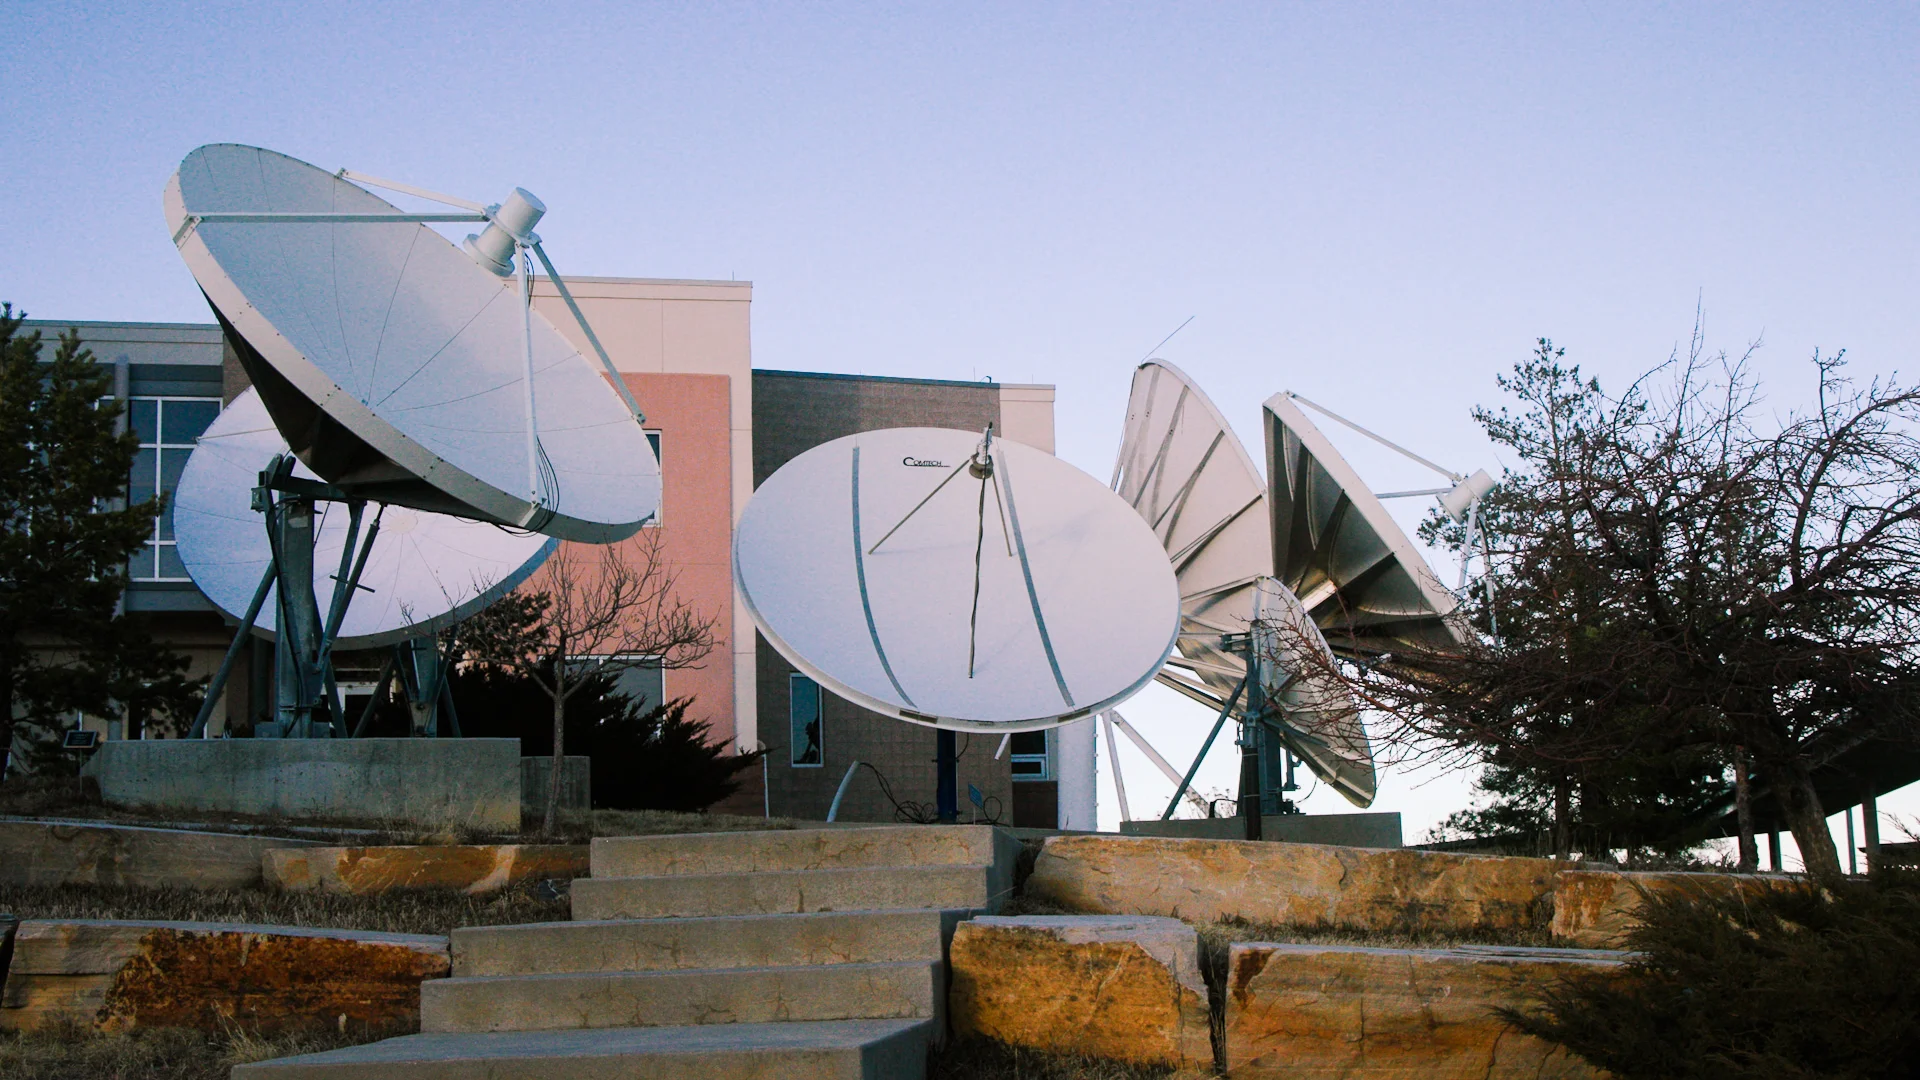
[7, 3, 1917, 856]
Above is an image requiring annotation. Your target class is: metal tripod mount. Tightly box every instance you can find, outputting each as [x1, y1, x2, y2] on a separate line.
[1224, 630, 1300, 841]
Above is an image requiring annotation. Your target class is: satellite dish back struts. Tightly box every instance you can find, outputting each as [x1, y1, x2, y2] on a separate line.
[175, 388, 557, 649]
[1114, 360, 1269, 713]
[164, 144, 659, 542]
[1264, 393, 1466, 657]
[1251, 577, 1374, 806]
[736, 427, 1181, 732]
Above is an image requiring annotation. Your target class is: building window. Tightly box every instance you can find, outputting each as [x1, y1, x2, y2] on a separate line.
[790, 674, 822, 767]
[568, 655, 665, 713]
[128, 396, 221, 581]
[644, 430, 662, 526]
[1009, 730, 1051, 780]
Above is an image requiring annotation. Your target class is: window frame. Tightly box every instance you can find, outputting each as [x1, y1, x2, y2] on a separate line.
[128, 394, 222, 582]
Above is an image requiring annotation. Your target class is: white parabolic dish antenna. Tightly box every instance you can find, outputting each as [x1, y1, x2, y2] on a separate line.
[1115, 361, 1376, 806]
[174, 388, 557, 649]
[736, 427, 1181, 732]
[1264, 393, 1465, 657]
[163, 144, 659, 542]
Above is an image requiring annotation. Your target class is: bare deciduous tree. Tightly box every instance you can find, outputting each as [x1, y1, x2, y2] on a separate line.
[1319, 328, 1920, 880]
[459, 532, 718, 834]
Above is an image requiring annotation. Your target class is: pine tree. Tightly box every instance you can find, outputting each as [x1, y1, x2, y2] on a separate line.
[0, 306, 197, 778]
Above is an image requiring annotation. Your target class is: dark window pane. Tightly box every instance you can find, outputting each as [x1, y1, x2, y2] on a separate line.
[157, 501, 174, 541]
[156, 544, 186, 579]
[1011, 760, 1046, 775]
[1010, 732, 1048, 756]
[159, 448, 189, 494]
[162, 399, 220, 445]
[128, 547, 155, 580]
[129, 448, 158, 503]
[646, 432, 661, 463]
[607, 662, 663, 712]
[790, 674, 822, 766]
[130, 399, 159, 445]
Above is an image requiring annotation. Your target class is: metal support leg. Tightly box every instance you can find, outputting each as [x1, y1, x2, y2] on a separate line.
[1162, 675, 1247, 820]
[188, 563, 276, 739]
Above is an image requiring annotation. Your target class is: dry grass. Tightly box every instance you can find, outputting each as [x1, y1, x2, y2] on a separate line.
[0, 879, 568, 936]
[929, 1036, 1188, 1079]
[0, 1020, 375, 1080]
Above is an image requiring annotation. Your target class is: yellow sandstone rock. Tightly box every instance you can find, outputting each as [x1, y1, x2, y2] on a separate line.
[1029, 834, 1561, 934]
[949, 915, 1213, 1069]
[1551, 868, 1801, 948]
[0, 919, 449, 1035]
[1225, 941, 1622, 1078]
[263, 844, 588, 896]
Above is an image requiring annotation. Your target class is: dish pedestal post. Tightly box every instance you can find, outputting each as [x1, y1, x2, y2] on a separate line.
[270, 496, 327, 738]
[936, 730, 958, 823]
[1236, 630, 1264, 842]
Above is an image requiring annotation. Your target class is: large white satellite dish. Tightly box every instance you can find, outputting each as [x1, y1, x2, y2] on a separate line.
[174, 388, 556, 649]
[736, 427, 1180, 732]
[1264, 393, 1466, 656]
[163, 144, 659, 542]
[1114, 361, 1376, 807]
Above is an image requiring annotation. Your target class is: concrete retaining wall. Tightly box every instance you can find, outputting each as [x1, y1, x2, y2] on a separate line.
[264, 844, 589, 895]
[519, 755, 590, 813]
[0, 818, 318, 890]
[1029, 834, 1561, 933]
[1121, 812, 1403, 848]
[0, 919, 449, 1035]
[81, 739, 521, 831]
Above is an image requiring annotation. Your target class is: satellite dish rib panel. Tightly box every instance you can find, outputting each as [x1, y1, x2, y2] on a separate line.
[174, 387, 557, 649]
[1114, 360, 1268, 708]
[1252, 578, 1375, 806]
[1115, 362, 1377, 807]
[1263, 392, 1464, 657]
[736, 427, 1180, 732]
[163, 144, 659, 542]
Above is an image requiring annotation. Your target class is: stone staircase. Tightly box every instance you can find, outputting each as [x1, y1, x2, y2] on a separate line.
[235, 825, 1021, 1080]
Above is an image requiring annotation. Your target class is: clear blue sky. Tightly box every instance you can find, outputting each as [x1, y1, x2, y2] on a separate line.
[8, 3, 1917, 850]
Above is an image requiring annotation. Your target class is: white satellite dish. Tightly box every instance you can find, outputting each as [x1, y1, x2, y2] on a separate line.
[1264, 393, 1467, 656]
[163, 144, 659, 542]
[174, 388, 556, 649]
[1114, 361, 1376, 807]
[736, 427, 1180, 732]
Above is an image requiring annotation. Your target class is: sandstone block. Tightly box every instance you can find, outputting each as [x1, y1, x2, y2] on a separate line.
[1224, 942, 1623, 1078]
[0, 919, 448, 1035]
[0, 819, 317, 890]
[1551, 868, 1800, 948]
[949, 915, 1212, 1069]
[1029, 834, 1561, 934]
[264, 844, 588, 896]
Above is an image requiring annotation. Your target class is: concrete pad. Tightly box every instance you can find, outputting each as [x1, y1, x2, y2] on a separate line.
[0, 818, 318, 889]
[1552, 868, 1800, 948]
[264, 844, 589, 896]
[81, 738, 521, 830]
[519, 756, 590, 813]
[452, 910, 959, 977]
[591, 825, 1019, 882]
[1122, 811, 1403, 848]
[571, 865, 1005, 921]
[230, 1019, 934, 1080]
[0, 919, 448, 1034]
[1029, 834, 1561, 933]
[419, 960, 941, 1034]
[1224, 942, 1625, 1078]
[950, 915, 1211, 1069]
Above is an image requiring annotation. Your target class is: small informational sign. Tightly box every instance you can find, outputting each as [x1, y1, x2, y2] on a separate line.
[968, 783, 985, 809]
[62, 730, 99, 750]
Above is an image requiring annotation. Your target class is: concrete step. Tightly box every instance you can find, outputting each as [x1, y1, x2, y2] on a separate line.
[452, 909, 964, 977]
[229, 1019, 933, 1079]
[590, 825, 1019, 881]
[420, 959, 942, 1034]
[571, 864, 1006, 921]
